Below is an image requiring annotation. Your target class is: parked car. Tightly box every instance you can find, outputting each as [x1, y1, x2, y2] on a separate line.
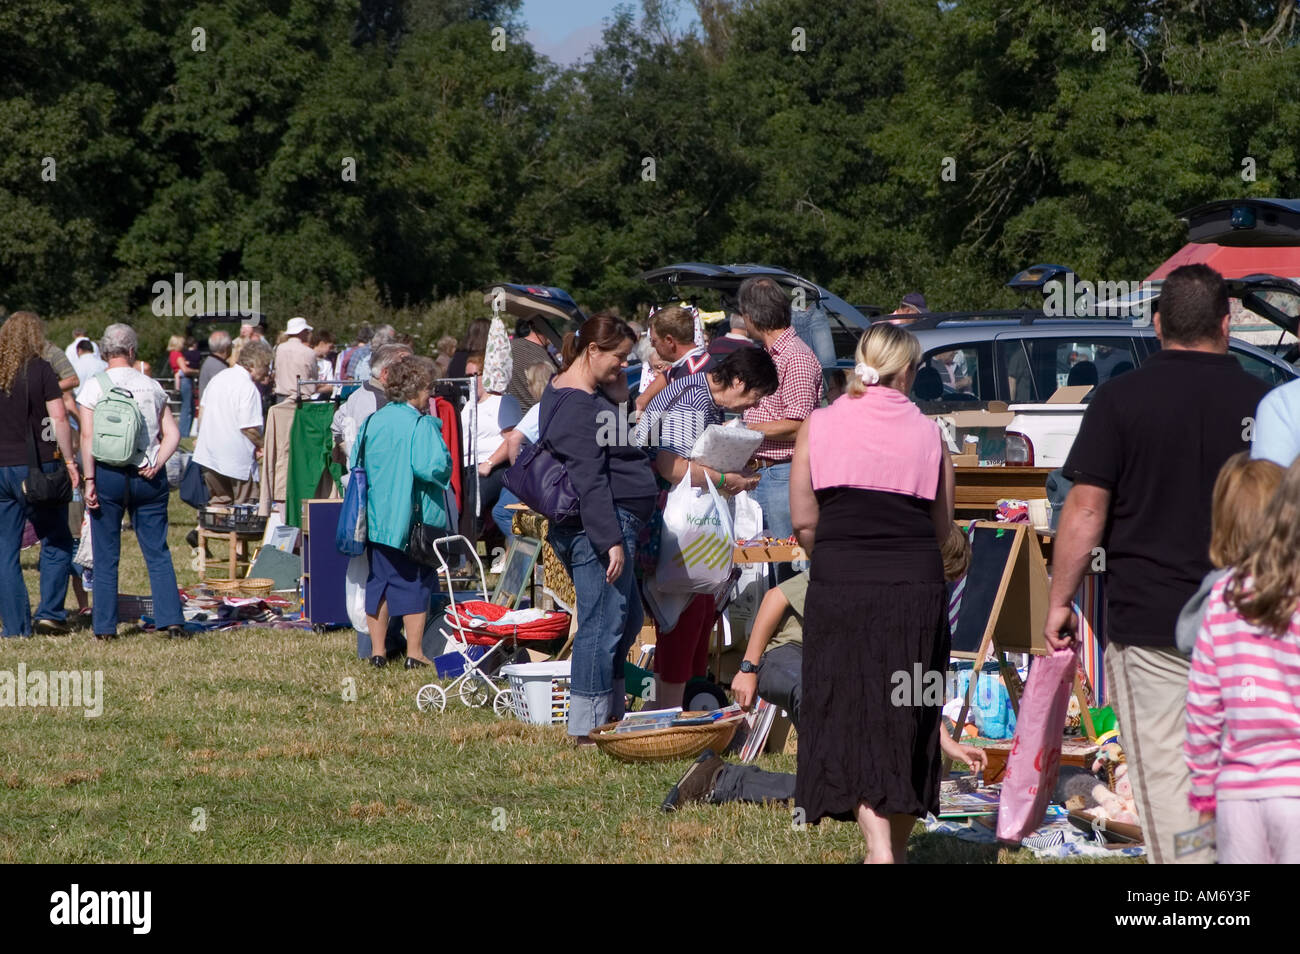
[640, 262, 880, 364]
[992, 275, 1300, 467]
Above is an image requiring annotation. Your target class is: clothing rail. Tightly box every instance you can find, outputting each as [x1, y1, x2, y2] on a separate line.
[293, 377, 354, 403]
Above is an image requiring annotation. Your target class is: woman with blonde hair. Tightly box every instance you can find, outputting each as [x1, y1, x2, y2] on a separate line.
[0, 311, 80, 637]
[789, 321, 961, 863]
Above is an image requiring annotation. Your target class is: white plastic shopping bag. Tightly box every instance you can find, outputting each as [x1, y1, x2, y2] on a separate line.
[345, 553, 369, 633]
[653, 474, 735, 594]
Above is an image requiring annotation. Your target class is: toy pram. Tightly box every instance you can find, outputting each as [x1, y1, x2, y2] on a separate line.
[415, 536, 570, 715]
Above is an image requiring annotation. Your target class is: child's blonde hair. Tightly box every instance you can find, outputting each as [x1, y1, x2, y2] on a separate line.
[1210, 452, 1282, 568]
[1223, 453, 1292, 635]
[847, 322, 921, 396]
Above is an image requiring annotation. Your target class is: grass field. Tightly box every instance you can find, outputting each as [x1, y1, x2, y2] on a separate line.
[0, 494, 1132, 863]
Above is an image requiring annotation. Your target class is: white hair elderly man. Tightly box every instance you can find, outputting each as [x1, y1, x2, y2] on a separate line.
[193, 339, 273, 505]
[199, 330, 232, 399]
[331, 342, 414, 470]
[78, 323, 186, 640]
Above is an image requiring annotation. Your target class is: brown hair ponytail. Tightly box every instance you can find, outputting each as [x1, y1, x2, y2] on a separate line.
[560, 313, 637, 371]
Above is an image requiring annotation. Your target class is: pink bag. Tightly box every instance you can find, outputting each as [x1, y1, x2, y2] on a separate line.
[996, 649, 1077, 843]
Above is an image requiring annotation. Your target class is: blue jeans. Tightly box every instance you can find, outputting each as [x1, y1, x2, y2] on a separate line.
[750, 461, 793, 539]
[90, 464, 184, 636]
[751, 461, 804, 580]
[792, 305, 836, 367]
[492, 488, 519, 541]
[0, 462, 75, 636]
[179, 375, 194, 439]
[548, 508, 644, 737]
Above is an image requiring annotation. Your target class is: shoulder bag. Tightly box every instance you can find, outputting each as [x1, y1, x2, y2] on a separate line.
[501, 390, 580, 522]
[21, 366, 73, 507]
[405, 415, 445, 567]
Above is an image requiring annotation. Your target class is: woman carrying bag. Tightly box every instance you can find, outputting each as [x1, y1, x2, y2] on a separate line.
[354, 355, 452, 669]
[535, 315, 658, 742]
[0, 312, 79, 637]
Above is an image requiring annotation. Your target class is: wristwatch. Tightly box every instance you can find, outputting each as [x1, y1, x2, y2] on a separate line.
[739, 660, 759, 674]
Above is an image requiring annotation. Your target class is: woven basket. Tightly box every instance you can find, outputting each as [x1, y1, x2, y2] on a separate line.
[588, 715, 741, 763]
[206, 578, 275, 597]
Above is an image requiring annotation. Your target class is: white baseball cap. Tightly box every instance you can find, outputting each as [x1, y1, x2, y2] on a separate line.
[285, 316, 313, 336]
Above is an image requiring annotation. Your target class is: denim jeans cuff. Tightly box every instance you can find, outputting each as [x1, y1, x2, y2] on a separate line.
[567, 690, 613, 737]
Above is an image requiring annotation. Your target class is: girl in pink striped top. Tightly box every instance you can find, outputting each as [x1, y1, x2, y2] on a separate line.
[1185, 461, 1300, 863]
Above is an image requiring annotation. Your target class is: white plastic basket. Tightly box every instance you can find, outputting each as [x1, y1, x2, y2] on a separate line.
[501, 661, 571, 726]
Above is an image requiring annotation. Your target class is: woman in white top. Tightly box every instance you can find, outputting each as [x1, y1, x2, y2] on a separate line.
[79, 324, 186, 640]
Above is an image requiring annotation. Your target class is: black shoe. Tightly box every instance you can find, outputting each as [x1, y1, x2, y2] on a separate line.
[661, 750, 725, 812]
[186, 528, 199, 548]
[370, 655, 387, 669]
[404, 657, 430, 670]
[93, 633, 117, 641]
[166, 625, 191, 640]
[34, 619, 70, 636]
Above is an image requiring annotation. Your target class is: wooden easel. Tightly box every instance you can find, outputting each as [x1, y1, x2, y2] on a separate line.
[950, 522, 1095, 748]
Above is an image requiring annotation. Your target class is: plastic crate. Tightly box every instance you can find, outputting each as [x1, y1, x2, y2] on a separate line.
[117, 594, 154, 620]
[501, 661, 571, 726]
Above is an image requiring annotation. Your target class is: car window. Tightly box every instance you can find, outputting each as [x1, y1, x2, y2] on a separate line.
[1229, 346, 1289, 387]
[913, 345, 986, 403]
[1015, 337, 1139, 398]
[998, 339, 1037, 402]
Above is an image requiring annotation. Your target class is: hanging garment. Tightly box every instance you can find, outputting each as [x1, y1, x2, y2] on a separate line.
[285, 401, 344, 527]
[433, 394, 464, 513]
[258, 401, 297, 516]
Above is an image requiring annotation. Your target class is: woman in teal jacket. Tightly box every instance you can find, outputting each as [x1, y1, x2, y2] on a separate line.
[353, 355, 452, 669]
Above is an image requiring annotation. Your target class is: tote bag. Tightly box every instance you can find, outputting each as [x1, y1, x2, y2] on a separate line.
[335, 417, 371, 556]
[652, 474, 735, 595]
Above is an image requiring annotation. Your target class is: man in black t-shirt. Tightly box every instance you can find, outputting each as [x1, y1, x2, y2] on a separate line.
[1046, 265, 1271, 865]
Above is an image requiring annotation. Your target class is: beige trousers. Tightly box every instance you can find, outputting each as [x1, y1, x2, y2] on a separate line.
[1105, 642, 1213, 864]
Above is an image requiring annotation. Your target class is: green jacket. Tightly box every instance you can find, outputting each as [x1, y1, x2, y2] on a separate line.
[352, 401, 452, 550]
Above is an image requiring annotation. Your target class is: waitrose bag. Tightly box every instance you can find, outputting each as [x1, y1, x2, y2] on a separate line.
[653, 474, 735, 595]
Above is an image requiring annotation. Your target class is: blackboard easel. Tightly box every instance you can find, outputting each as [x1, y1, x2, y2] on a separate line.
[948, 521, 1095, 747]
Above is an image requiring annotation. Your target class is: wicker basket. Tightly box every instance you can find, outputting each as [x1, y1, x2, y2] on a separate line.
[206, 578, 275, 597]
[588, 715, 742, 763]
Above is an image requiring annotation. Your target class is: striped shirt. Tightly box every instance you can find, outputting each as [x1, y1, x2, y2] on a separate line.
[1185, 572, 1300, 811]
[742, 327, 823, 463]
[635, 373, 722, 459]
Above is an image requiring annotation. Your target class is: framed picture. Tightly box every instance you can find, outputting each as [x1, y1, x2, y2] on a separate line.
[491, 536, 542, 609]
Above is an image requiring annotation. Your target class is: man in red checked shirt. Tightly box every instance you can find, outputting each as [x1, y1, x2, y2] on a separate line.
[739, 277, 823, 557]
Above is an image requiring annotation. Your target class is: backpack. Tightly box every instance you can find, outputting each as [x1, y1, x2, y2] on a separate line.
[91, 371, 146, 466]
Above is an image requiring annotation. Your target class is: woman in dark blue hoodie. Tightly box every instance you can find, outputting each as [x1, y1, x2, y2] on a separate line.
[540, 314, 657, 741]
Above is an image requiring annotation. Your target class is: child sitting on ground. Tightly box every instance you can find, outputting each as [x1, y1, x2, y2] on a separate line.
[1185, 455, 1300, 863]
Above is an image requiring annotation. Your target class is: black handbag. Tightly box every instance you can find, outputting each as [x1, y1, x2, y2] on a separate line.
[406, 478, 442, 567]
[21, 368, 73, 508]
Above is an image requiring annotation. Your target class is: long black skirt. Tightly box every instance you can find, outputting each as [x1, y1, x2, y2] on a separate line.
[794, 578, 951, 823]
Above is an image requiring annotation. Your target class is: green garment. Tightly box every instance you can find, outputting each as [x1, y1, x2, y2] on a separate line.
[351, 401, 452, 549]
[285, 401, 344, 528]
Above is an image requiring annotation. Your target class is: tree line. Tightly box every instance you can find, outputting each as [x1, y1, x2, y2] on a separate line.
[3, 0, 1298, 347]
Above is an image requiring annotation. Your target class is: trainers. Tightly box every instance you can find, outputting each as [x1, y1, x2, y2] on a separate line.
[661, 750, 725, 812]
[186, 529, 199, 548]
[33, 619, 70, 636]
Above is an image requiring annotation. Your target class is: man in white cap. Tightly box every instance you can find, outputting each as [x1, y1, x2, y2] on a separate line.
[273, 316, 328, 400]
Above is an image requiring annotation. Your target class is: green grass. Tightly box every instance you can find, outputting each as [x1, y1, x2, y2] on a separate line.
[0, 497, 1132, 862]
